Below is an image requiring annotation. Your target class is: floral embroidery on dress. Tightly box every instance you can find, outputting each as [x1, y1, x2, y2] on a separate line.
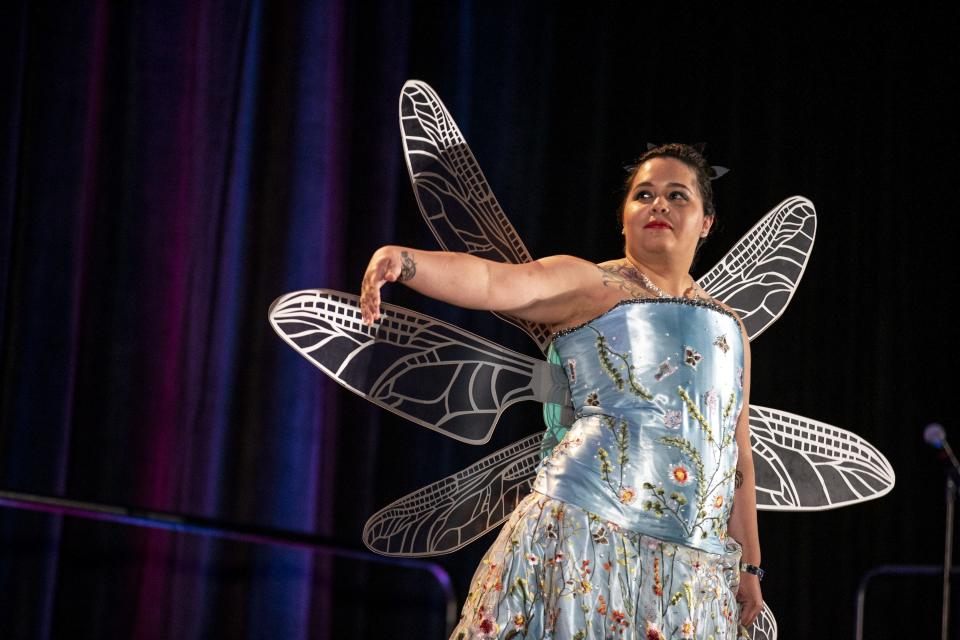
[662, 410, 682, 429]
[592, 327, 654, 401]
[645, 620, 665, 640]
[641, 386, 740, 541]
[670, 464, 694, 486]
[714, 334, 730, 353]
[586, 390, 600, 406]
[683, 346, 702, 369]
[704, 389, 719, 411]
[654, 358, 678, 382]
[454, 309, 745, 639]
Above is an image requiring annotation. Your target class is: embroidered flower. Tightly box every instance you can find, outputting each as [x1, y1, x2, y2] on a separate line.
[645, 620, 665, 640]
[619, 486, 637, 505]
[603, 561, 612, 572]
[654, 358, 678, 381]
[704, 389, 719, 411]
[475, 615, 499, 637]
[545, 523, 558, 539]
[597, 594, 608, 615]
[680, 618, 695, 638]
[586, 390, 600, 406]
[713, 494, 724, 509]
[670, 463, 694, 485]
[513, 613, 525, 630]
[527, 554, 538, 565]
[714, 334, 730, 353]
[652, 557, 663, 596]
[662, 410, 682, 429]
[592, 527, 609, 544]
[611, 609, 629, 629]
[684, 346, 702, 369]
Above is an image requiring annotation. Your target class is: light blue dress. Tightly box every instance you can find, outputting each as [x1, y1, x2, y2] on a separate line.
[450, 299, 747, 640]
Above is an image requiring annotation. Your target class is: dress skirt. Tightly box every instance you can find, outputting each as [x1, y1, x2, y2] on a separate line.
[450, 492, 745, 640]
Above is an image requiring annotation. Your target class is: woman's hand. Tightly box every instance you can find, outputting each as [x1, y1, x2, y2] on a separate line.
[360, 246, 413, 324]
[737, 572, 763, 627]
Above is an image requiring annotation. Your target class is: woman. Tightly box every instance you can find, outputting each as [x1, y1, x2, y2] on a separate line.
[361, 144, 762, 639]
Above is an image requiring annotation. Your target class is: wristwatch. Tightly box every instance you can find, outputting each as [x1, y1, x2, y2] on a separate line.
[740, 563, 765, 581]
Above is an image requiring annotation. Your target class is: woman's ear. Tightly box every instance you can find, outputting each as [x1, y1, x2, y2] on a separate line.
[701, 215, 715, 238]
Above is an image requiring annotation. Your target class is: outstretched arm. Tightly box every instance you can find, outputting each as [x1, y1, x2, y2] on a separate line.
[359, 245, 595, 326]
[726, 320, 763, 627]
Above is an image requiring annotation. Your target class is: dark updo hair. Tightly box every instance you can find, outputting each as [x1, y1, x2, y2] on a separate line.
[618, 143, 718, 231]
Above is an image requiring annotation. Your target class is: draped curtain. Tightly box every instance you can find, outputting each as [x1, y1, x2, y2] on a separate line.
[1, 2, 958, 638]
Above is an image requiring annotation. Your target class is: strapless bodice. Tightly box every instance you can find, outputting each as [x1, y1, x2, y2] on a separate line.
[533, 298, 744, 554]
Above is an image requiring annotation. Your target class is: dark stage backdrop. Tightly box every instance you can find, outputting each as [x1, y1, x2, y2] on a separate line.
[2, 1, 958, 638]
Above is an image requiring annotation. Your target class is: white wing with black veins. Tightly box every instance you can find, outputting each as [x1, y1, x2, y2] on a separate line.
[269, 289, 568, 445]
[750, 405, 895, 510]
[698, 196, 816, 341]
[400, 80, 551, 352]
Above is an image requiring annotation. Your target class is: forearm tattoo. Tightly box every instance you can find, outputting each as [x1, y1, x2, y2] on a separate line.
[398, 251, 417, 282]
[735, 470, 744, 489]
[596, 264, 647, 298]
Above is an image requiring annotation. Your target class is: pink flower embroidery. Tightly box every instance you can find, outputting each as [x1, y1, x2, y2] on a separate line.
[670, 464, 693, 485]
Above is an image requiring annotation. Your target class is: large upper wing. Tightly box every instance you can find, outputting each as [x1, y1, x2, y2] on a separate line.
[268, 289, 568, 445]
[362, 433, 555, 557]
[750, 405, 895, 510]
[399, 80, 552, 352]
[698, 196, 816, 341]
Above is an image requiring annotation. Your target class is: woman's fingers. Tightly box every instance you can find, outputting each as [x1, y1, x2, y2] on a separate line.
[736, 575, 763, 627]
[361, 251, 400, 324]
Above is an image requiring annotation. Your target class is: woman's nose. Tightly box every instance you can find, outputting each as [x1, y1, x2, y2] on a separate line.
[651, 195, 670, 212]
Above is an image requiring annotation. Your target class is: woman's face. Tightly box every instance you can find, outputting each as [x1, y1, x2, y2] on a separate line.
[622, 156, 713, 266]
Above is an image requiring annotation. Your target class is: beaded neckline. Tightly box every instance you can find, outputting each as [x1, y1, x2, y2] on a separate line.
[551, 297, 738, 340]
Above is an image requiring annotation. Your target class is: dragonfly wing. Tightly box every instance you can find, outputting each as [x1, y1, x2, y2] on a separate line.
[698, 196, 816, 341]
[750, 405, 895, 511]
[362, 433, 554, 556]
[269, 289, 568, 444]
[399, 79, 551, 352]
[749, 604, 778, 640]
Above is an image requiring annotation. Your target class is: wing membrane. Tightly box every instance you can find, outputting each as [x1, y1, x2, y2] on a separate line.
[400, 80, 551, 351]
[362, 433, 554, 556]
[698, 196, 816, 340]
[751, 604, 778, 640]
[750, 405, 895, 510]
[269, 289, 566, 444]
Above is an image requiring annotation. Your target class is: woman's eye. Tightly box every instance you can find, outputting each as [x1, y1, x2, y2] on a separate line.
[669, 191, 689, 201]
[634, 190, 652, 200]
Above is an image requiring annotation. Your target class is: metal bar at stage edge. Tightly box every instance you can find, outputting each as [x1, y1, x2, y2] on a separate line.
[0, 487, 459, 633]
[854, 564, 960, 640]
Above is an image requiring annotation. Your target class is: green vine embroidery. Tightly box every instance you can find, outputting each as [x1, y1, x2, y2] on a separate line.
[596, 416, 633, 500]
[591, 328, 654, 401]
[643, 388, 739, 540]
